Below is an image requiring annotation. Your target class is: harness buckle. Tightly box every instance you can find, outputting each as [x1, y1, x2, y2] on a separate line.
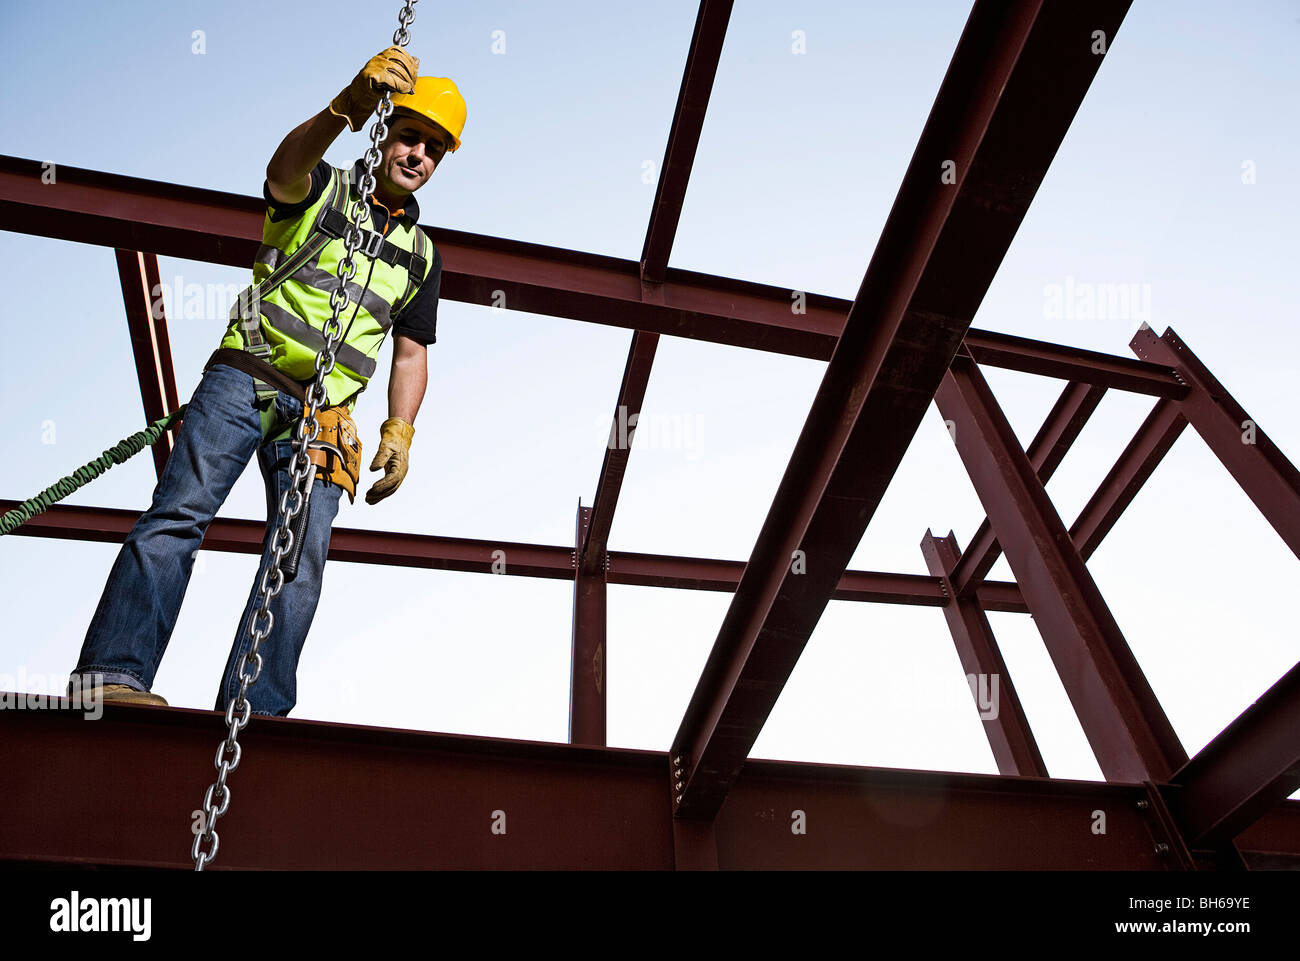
[362, 229, 384, 259]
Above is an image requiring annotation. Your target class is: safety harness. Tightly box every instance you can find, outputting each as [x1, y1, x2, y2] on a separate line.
[206, 163, 429, 504]
[225, 165, 430, 406]
[231, 166, 346, 406]
[321, 205, 428, 287]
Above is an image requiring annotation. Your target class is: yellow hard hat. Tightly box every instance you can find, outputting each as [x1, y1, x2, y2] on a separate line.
[389, 76, 466, 152]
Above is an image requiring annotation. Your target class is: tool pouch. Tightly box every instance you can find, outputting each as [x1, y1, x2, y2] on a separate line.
[306, 406, 363, 504]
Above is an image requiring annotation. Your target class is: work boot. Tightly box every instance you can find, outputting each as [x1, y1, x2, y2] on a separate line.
[98, 684, 169, 707]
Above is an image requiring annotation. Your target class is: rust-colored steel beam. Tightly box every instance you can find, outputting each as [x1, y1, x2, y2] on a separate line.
[570, 504, 607, 746]
[921, 531, 1047, 777]
[935, 353, 1186, 783]
[1131, 325, 1300, 560]
[671, 818, 719, 871]
[1167, 660, 1300, 847]
[114, 249, 181, 478]
[582, 0, 732, 576]
[0, 156, 261, 269]
[609, 550, 1030, 611]
[952, 380, 1106, 596]
[964, 329, 1186, 399]
[669, 0, 1134, 820]
[8, 706, 1292, 870]
[1234, 796, 1300, 869]
[0, 157, 1183, 389]
[0, 499, 1029, 611]
[582, 331, 658, 575]
[1139, 780, 1247, 871]
[1070, 397, 1187, 560]
[640, 0, 733, 285]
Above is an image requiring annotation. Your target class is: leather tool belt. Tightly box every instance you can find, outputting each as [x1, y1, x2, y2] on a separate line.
[306, 406, 362, 504]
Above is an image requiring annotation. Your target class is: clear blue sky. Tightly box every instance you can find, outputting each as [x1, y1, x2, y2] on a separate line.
[1, 1, 1296, 797]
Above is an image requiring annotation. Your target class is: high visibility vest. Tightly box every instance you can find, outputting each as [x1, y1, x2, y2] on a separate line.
[219, 165, 432, 412]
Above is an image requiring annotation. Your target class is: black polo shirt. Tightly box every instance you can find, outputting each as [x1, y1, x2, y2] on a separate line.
[262, 158, 441, 346]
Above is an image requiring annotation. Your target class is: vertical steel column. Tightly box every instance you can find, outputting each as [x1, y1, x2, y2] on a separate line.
[1131, 325, 1300, 559]
[935, 353, 1187, 783]
[569, 503, 606, 745]
[115, 248, 181, 478]
[920, 530, 1047, 776]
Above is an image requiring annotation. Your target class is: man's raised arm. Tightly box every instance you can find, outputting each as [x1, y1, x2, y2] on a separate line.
[265, 45, 419, 206]
[265, 108, 347, 206]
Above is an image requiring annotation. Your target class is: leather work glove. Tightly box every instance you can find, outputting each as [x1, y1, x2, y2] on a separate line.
[330, 46, 419, 133]
[365, 417, 415, 505]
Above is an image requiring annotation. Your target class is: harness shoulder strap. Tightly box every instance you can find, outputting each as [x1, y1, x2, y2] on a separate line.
[260, 167, 347, 295]
[233, 167, 348, 402]
[393, 226, 429, 319]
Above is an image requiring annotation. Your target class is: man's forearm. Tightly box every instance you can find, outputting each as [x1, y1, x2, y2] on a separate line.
[266, 107, 348, 194]
[388, 336, 428, 424]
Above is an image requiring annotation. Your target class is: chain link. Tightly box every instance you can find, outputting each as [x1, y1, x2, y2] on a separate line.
[192, 0, 420, 871]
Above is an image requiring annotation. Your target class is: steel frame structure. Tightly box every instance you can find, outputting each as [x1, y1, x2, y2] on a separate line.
[1, 0, 1297, 869]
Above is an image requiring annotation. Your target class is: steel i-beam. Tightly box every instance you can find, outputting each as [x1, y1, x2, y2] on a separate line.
[115, 249, 181, 477]
[669, 0, 1135, 820]
[1131, 325, 1300, 560]
[921, 530, 1047, 777]
[934, 353, 1186, 783]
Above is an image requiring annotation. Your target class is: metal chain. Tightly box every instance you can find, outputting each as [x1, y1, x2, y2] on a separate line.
[192, 0, 420, 871]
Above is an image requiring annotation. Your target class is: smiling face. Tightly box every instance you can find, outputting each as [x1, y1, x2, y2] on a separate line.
[372, 112, 453, 205]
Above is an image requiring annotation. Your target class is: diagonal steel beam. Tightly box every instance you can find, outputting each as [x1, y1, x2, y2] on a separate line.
[582, 331, 658, 573]
[1070, 397, 1187, 560]
[952, 379, 1106, 595]
[640, 0, 733, 285]
[668, 0, 1134, 819]
[935, 353, 1187, 782]
[1132, 324, 1300, 560]
[114, 249, 181, 478]
[582, 0, 731, 570]
[0, 157, 1184, 389]
[1168, 660, 1300, 846]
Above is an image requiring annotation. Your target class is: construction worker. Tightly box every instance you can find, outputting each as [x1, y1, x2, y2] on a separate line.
[66, 47, 467, 717]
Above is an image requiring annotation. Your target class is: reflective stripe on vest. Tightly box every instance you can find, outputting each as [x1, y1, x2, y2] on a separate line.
[259, 301, 376, 378]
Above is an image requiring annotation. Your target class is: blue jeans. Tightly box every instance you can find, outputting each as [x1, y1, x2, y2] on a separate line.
[70, 363, 343, 716]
